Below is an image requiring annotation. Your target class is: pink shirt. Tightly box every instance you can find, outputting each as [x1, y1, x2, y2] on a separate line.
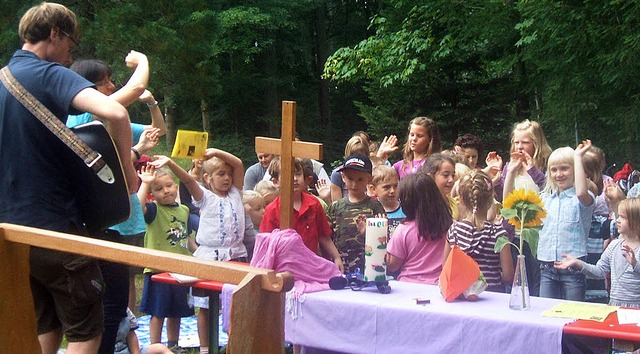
[393, 158, 426, 179]
[387, 220, 445, 284]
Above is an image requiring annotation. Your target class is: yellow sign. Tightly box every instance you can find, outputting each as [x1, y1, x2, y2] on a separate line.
[542, 302, 618, 322]
[171, 130, 208, 159]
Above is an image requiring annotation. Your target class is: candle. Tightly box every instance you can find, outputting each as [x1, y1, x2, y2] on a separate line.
[364, 218, 388, 282]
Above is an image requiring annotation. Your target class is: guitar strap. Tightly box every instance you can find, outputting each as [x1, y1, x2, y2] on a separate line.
[0, 66, 115, 184]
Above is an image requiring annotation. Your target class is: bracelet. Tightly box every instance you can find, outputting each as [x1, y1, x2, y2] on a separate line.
[146, 100, 158, 109]
[131, 147, 141, 160]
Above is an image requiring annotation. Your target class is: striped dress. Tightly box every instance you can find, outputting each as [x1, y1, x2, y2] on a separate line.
[447, 220, 508, 292]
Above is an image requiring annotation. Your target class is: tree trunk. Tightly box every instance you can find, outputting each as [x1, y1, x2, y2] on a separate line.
[314, 4, 331, 135]
[165, 102, 176, 149]
[201, 98, 211, 134]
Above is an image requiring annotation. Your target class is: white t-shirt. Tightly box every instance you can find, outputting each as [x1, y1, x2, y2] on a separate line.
[193, 186, 247, 260]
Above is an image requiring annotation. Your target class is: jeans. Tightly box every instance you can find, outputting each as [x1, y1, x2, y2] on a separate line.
[539, 262, 586, 301]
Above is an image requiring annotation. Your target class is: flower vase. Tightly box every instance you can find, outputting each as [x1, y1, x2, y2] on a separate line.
[509, 255, 531, 310]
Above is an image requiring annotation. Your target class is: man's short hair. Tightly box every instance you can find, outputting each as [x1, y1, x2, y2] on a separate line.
[19, 2, 78, 44]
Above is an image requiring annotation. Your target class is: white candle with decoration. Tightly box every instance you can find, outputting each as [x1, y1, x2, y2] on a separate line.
[364, 218, 388, 282]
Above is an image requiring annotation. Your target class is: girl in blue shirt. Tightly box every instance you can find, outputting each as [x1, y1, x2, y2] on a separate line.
[505, 140, 595, 301]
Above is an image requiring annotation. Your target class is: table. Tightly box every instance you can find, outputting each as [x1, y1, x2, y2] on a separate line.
[284, 281, 571, 354]
[155, 275, 640, 354]
[151, 272, 223, 354]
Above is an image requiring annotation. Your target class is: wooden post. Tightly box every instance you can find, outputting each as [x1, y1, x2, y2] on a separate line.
[0, 234, 39, 353]
[255, 101, 323, 228]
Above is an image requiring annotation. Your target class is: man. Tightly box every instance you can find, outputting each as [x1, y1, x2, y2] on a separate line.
[0, 3, 138, 354]
[244, 151, 274, 190]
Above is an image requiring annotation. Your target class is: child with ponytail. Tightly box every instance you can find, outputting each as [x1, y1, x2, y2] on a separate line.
[444, 170, 514, 292]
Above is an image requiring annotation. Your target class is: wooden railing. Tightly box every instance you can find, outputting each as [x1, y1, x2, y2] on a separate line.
[0, 223, 293, 354]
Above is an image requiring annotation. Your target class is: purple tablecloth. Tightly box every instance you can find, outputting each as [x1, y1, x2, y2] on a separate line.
[285, 281, 571, 354]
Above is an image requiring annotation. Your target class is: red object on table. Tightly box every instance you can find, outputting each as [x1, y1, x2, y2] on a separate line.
[151, 272, 224, 291]
[564, 310, 640, 341]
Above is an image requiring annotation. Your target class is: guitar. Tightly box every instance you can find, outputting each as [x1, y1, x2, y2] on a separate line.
[70, 121, 131, 235]
[0, 66, 130, 235]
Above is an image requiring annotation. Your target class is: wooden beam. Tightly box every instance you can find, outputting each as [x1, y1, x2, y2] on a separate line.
[0, 223, 291, 292]
[255, 138, 322, 161]
[279, 101, 296, 228]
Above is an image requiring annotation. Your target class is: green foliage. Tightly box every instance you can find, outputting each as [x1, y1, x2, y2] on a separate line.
[520, 228, 539, 259]
[4, 0, 640, 169]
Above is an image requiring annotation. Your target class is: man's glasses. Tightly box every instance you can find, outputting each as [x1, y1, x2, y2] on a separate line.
[60, 29, 79, 48]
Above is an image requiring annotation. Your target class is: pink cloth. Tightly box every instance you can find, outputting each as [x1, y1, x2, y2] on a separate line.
[251, 228, 342, 294]
[386, 220, 445, 284]
[224, 229, 342, 332]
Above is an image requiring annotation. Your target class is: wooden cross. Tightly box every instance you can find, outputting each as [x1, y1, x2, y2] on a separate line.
[255, 101, 323, 229]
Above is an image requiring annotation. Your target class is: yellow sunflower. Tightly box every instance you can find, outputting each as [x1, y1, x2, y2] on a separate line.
[497, 189, 547, 258]
[502, 189, 546, 228]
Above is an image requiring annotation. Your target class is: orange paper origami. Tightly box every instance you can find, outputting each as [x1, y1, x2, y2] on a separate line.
[439, 245, 481, 302]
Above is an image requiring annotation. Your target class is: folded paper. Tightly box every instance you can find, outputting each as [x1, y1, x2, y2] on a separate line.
[439, 245, 481, 302]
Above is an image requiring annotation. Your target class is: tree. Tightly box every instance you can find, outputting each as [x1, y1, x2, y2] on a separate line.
[324, 0, 522, 156]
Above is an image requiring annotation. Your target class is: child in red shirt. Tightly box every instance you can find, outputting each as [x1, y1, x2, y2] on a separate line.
[260, 158, 343, 272]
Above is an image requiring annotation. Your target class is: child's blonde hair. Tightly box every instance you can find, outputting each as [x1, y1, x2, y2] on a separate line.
[542, 147, 575, 195]
[242, 190, 263, 206]
[401, 117, 441, 167]
[371, 165, 399, 186]
[510, 119, 552, 171]
[202, 157, 230, 190]
[344, 136, 369, 158]
[441, 149, 467, 166]
[618, 198, 640, 237]
[254, 180, 278, 197]
[454, 163, 471, 183]
[457, 170, 494, 229]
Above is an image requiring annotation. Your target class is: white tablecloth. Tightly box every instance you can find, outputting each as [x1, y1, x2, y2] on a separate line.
[285, 281, 572, 354]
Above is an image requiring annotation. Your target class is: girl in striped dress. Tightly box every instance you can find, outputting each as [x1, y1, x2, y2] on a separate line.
[444, 170, 514, 292]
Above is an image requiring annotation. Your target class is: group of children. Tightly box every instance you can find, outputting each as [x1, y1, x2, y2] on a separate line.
[133, 115, 640, 353]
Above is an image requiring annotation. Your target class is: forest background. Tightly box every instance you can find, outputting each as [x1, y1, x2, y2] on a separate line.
[2, 0, 640, 172]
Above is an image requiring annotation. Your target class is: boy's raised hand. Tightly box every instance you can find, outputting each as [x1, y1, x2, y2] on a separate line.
[138, 165, 156, 184]
[315, 179, 331, 202]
